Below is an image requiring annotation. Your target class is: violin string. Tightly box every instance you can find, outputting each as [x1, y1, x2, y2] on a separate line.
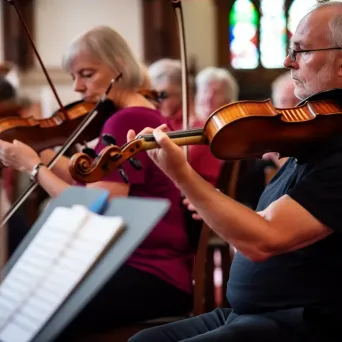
[0, 76, 119, 231]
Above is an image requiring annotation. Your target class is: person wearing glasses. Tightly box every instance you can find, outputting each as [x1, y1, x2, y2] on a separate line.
[129, 2, 342, 341]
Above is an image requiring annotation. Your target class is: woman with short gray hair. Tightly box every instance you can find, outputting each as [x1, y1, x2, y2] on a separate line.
[195, 66, 239, 121]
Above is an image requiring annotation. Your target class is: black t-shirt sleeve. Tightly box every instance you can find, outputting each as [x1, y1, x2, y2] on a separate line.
[287, 151, 342, 233]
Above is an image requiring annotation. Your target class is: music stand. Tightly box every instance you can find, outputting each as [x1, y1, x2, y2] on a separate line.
[2, 186, 170, 342]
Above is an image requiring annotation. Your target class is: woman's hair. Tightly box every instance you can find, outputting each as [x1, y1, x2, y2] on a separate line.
[148, 58, 195, 95]
[62, 26, 144, 90]
[140, 62, 152, 89]
[195, 67, 239, 102]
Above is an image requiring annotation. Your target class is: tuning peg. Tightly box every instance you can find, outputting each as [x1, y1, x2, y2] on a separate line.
[109, 153, 122, 162]
[102, 134, 117, 146]
[119, 167, 129, 183]
[82, 147, 98, 159]
[81, 140, 98, 158]
[129, 158, 142, 170]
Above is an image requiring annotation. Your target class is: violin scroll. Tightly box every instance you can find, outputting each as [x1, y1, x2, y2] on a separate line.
[69, 134, 144, 183]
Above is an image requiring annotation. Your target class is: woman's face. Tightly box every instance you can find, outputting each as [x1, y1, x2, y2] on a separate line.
[153, 81, 182, 119]
[69, 51, 115, 103]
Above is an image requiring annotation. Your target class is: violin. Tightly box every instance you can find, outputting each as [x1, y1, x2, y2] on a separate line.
[0, 99, 116, 153]
[0, 87, 166, 153]
[68, 88, 342, 183]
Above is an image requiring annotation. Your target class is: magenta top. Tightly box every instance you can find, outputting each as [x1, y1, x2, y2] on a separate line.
[92, 106, 193, 294]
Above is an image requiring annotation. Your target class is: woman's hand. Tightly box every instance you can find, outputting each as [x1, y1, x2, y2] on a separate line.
[0, 139, 41, 174]
[127, 124, 191, 183]
[183, 197, 202, 220]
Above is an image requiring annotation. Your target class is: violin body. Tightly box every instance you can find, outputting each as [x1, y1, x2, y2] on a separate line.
[0, 99, 116, 153]
[205, 88, 342, 160]
[69, 88, 342, 183]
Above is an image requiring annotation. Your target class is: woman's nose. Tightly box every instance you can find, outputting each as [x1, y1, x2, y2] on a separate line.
[73, 77, 86, 93]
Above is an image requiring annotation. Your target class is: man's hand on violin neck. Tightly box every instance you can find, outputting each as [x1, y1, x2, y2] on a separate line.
[127, 125, 190, 183]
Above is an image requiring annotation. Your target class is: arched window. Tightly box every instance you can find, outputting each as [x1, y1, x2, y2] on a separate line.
[227, 0, 317, 70]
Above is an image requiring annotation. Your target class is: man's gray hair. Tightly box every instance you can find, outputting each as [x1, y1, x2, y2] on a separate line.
[195, 67, 239, 102]
[309, 1, 342, 47]
[62, 26, 144, 90]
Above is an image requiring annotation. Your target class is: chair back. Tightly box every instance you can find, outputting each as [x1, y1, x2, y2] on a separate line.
[192, 160, 241, 315]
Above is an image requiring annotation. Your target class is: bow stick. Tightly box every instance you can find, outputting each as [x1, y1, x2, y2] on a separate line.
[170, 0, 190, 159]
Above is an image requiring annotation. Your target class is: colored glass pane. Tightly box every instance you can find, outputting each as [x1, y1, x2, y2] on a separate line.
[260, 0, 286, 68]
[229, 0, 259, 69]
[288, 0, 317, 39]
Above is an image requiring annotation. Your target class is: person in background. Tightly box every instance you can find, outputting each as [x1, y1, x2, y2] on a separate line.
[194, 66, 239, 122]
[195, 67, 271, 210]
[262, 71, 299, 168]
[148, 59, 222, 187]
[0, 76, 31, 258]
[148, 58, 198, 129]
[0, 26, 194, 338]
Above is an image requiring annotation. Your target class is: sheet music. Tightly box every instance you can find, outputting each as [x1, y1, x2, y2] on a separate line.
[0, 205, 124, 342]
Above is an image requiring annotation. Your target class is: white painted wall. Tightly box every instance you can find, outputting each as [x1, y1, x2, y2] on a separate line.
[2, 0, 217, 115]
[34, 0, 144, 67]
[183, 0, 217, 70]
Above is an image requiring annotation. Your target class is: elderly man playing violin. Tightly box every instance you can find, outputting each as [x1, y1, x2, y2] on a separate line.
[129, 2, 342, 342]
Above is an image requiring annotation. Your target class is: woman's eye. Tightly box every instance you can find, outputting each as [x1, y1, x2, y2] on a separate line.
[82, 73, 93, 78]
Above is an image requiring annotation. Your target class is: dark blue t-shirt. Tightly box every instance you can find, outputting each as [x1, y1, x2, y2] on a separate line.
[227, 136, 342, 322]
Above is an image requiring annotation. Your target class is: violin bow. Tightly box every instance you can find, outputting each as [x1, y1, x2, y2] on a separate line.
[0, 0, 121, 230]
[4, 0, 69, 118]
[170, 0, 190, 159]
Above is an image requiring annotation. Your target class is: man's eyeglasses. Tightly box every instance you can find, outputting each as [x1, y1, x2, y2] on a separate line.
[288, 47, 342, 62]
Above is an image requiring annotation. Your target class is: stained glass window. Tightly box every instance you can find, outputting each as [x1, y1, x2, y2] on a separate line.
[288, 0, 317, 39]
[229, 0, 258, 69]
[260, 0, 286, 68]
[229, 0, 320, 70]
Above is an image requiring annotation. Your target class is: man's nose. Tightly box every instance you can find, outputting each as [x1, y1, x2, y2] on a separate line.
[283, 55, 298, 70]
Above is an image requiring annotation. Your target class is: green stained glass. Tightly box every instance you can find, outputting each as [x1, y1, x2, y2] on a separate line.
[230, 0, 258, 26]
[229, 0, 259, 69]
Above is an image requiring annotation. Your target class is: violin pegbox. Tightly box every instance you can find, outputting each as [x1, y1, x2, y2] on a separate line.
[100, 133, 143, 183]
[69, 135, 146, 184]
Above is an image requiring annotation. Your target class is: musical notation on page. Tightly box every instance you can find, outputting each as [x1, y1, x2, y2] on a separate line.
[0, 204, 125, 342]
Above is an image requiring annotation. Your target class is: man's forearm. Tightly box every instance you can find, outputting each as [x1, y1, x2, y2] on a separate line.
[175, 165, 272, 261]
